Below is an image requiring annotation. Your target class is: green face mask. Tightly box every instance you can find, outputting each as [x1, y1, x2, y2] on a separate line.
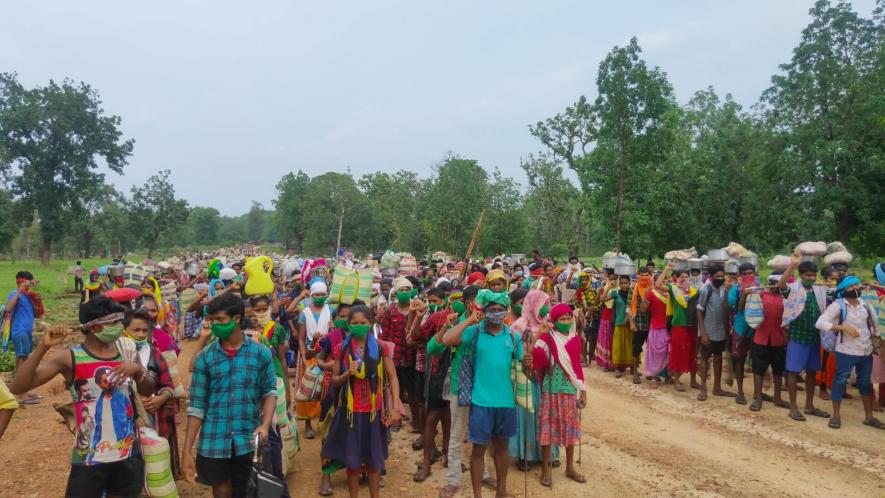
[428, 304, 440, 313]
[555, 322, 572, 333]
[349, 324, 370, 338]
[333, 319, 348, 330]
[539, 305, 549, 318]
[95, 324, 124, 344]
[312, 297, 327, 306]
[410, 288, 419, 298]
[396, 291, 411, 304]
[513, 304, 523, 316]
[211, 319, 237, 340]
[802, 278, 816, 289]
[452, 300, 466, 315]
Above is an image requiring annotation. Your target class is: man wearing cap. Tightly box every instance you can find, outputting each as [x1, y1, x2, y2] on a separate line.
[442, 289, 525, 498]
[380, 277, 421, 433]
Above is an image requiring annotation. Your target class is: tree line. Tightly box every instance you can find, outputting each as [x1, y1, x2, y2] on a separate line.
[1, 1, 882, 263]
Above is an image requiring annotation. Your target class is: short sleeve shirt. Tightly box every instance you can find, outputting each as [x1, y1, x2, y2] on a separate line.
[697, 285, 727, 341]
[7, 291, 34, 336]
[461, 323, 523, 408]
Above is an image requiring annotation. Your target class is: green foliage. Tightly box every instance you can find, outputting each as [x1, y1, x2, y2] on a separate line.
[186, 207, 222, 246]
[272, 171, 311, 251]
[0, 73, 133, 263]
[127, 170, 190, 258]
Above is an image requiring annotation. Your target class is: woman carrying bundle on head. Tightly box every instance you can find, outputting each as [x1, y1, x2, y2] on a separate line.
[533, 303, 587, 487]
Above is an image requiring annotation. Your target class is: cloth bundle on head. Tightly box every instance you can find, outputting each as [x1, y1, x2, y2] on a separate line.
[467, 272, 485, 285]
[207, 259, 223, 280]
[486, 269, 506, 284]
[767, 273, 782, 285]
[475, 289, 511, 309]
[219, 268, 237, 281]
[310, 281, 328, 295]
[549, 303, 572, 323]
[392, 277, 412, 290]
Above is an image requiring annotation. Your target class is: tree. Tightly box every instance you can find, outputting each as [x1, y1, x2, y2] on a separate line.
[127, 170, 190, 258]
[186, 207, 222, 246]
[272, 171, 310, 251]
[358, 170, 425, 252]
[0, 190, 19, 255]
[420, 156, 489, 256]
[761, 0, 883, 252]
[246, 201, 267, 242]
[69, 183, 117, 258]
[477, 168, 527, 256]
[299, 172, 368, 255]
[522, 155, 583, 256]
[0, 73, 133, 264]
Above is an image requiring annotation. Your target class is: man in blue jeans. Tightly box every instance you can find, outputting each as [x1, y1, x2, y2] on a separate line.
[6, 271, 44, 405]
[443, 289, 527, 498]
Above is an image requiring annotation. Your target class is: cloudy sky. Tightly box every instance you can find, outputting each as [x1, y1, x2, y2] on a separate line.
[1, 0, 876, 215]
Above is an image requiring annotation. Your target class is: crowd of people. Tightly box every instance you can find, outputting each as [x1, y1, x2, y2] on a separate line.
[0, 246, 883, 498]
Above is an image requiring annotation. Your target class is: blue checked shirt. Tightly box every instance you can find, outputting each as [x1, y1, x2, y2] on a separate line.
[187, 339, 277, 458]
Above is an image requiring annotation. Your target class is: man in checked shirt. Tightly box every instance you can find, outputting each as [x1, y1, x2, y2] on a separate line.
[182, 292, 278, 497]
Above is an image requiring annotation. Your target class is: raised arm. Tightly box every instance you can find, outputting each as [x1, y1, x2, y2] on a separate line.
[441, 311, 482, 347]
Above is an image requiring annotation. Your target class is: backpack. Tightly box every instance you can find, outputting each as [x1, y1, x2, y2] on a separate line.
[744, 292, 764, 330]
[821, 299, 878, 354]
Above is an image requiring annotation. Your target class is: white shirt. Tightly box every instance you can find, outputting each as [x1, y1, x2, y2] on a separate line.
[816, 300, 877, 356]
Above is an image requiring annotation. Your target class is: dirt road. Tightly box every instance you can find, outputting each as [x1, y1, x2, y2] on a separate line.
[2, 339, 883, 498]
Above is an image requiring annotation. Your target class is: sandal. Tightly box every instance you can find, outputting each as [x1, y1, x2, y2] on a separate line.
[438, 485, 459, 498]
[565, 471, 587, 484]
[318, 481, 333, 496]
[551, 459, 561, 468]
[304, 428, 316, 440]
[517, 460, 531, 472]
[412, 437, 424, 451]
[429, 448, 442, 465]
[760, 393, 774, 402]
[539, 475, 552, 488]
[842, 392, 854, 400]
[735, 393, 747, 405]
[862, 417, 885, 430]
[633, 375, 641, 385]
[773, 400, 791, 409]
[482, 477, 497, 490]
[675, 384, 686, 392]
[819, 391, 831, 401]
[713, 390, 736, 398]
[828, 417, 841, 429]
[789, 410, 806, 422]
[697, 391, 708, 402]
[804, 407, 830, 418]
[749, 399, 762, 412]
[413, 465, 432, 482]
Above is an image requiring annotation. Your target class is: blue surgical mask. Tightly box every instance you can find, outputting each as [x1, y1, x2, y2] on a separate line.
[514, 271, 524, 277]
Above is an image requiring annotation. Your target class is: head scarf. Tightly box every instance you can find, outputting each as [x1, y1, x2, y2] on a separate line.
[486, 269, 506, 284]
[836, 275, 861, 296]
[511, 290, 550, 339]
[475, 289, 511, 309]
[631, 273, 654, 316]
[310, 281, 328, 295]
[208, 278, 226, 298]
[467, 272, 485, 285]
[549, 303, 572, 323]
[392, 277, 412, 291]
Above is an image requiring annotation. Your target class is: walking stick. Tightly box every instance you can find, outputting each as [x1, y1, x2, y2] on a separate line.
[524, 360, 529, 498]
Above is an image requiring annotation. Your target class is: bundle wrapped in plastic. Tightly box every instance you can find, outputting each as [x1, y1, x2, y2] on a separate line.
[794, 241, 828, 256]
[768, 255, 792, 272]
[161, 350, 187, 399]
[141, 427, 178, 497]
[826, 241, 848, 254]
[380, 250, 400, 269]
[824, 251, 853, 265]
[723, 242, 755, 258]
[664, 247, 698, 261]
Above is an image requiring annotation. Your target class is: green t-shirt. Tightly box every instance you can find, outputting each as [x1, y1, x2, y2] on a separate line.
[460, 323, 523, 408]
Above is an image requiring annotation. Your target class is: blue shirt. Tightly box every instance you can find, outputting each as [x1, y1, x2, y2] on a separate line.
[187, 338, 277, 458]
[461, 323, 523, 408]
[6, 291, 34, 337]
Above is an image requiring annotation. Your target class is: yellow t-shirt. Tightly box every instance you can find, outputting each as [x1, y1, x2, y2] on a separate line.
[0, 378, 19, 410]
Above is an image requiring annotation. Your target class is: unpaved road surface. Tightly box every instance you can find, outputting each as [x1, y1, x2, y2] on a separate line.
[2, 340, 883, 498]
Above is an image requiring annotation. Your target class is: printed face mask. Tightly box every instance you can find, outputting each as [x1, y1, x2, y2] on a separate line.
[484, 310, 506, 325]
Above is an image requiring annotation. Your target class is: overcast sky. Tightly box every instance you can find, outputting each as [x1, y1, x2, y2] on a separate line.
[1, 1, 876, 215]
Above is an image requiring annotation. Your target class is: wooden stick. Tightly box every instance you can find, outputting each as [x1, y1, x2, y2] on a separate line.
[459, 210, 486, 281]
